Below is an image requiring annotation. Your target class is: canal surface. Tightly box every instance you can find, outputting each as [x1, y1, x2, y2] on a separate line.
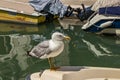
[0, 20, 120, 80]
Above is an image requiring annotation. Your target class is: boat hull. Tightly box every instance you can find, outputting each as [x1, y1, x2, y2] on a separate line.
[84, 19, 120, 33]
[0, 10, 48, 24]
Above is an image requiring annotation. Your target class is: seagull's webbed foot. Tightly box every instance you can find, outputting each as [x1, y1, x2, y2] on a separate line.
[50, 66, 60, 71]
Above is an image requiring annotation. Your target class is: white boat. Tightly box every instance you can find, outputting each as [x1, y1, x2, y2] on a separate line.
[82, 13, 120, 35]
[26, 66, 120, 80]
[82, 0, 120, 35]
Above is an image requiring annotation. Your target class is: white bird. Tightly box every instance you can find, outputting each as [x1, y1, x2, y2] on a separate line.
[27, 32, 71, 70]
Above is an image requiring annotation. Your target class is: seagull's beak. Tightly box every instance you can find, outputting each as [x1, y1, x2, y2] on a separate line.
[64, 36, 71, 40]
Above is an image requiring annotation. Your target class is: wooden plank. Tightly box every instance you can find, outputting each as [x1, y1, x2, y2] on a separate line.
[0, 0, 35, 15]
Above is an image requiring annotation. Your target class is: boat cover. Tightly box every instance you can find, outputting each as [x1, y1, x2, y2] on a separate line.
[29, 0, 67, 18]
[91, 0, 120, 11]
[99, 6, 120, 16]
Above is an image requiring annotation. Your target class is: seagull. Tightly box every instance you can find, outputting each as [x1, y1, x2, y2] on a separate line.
[27, 32, 71, 70]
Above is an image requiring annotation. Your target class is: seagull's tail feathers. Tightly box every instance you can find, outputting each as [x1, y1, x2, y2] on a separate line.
[26, 50, 38, 58]
[27, 51, 32, 57]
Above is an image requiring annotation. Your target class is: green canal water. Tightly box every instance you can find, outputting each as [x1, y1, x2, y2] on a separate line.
[0, 20, 120, 80]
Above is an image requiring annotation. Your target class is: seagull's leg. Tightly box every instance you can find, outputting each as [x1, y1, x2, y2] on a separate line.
[48, 58, 59, 70]
[53, 57, 57, 67]
[53, 57, 59, 68]
[53, 57, 60, 70]
[48, 58, 55, 70]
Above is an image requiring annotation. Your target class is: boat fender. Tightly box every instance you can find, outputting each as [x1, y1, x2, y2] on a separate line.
[99, 21, 113, 28]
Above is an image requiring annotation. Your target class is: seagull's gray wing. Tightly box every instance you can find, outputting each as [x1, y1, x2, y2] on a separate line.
[30, 40, 52, 58]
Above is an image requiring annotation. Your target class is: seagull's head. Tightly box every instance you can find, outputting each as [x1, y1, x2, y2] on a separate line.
[52, 32, 71, 41]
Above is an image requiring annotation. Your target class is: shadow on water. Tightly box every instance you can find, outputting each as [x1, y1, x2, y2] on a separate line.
[0, 21, 120, 80]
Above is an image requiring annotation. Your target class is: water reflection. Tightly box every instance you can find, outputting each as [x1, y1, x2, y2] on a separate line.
[83, 35, 120, 57]
[0, 35, 29, 80]
[0, 21, 120, 80]
[0, 21, 39, 33]
[82, 39, 112, 56]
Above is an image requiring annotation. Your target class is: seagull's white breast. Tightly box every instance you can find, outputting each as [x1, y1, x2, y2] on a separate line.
[47, 40, 64, 58]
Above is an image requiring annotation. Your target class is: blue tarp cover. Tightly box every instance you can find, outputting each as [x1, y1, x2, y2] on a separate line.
[29, 0, 67, 18]
[99, 6, 120, 15]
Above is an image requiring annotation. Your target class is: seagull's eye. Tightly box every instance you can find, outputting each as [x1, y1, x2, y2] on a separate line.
[58, 35, 63, 38]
